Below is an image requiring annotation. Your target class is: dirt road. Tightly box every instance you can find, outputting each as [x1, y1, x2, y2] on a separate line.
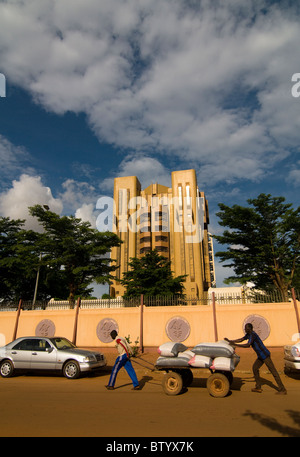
[0, 348, 299, 438]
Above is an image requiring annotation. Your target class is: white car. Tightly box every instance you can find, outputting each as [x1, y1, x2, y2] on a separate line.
[284, 342, 300, 373]
[0, 336, 107, 379]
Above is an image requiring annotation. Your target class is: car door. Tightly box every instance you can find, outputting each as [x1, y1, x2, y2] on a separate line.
[30, 338, 57, 370]
[9, 338, 33, 369]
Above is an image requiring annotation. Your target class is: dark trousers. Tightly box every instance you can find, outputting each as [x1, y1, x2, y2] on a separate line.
[252, 356, 285, 391]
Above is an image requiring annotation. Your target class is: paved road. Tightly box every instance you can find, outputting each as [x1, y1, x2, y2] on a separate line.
[0, 349, 300, 438]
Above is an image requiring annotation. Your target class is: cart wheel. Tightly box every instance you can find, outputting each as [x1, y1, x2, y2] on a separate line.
[163, 372, 183, 396]
[207, 373, 230, 398]
[215, 370, 233, 386]
[181, 369, 193, 387]
[225, 371, 233, 386]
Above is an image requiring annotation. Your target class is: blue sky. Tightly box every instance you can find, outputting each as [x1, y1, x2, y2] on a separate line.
[0, 0, 299, 295]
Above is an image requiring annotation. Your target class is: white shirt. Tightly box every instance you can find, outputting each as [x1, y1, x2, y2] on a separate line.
[114, 336, 133, 357]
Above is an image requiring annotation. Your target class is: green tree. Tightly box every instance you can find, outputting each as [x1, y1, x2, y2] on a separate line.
[0, 217, 48, 301]
[119, 249, 186, 298]
[214, 193, 300, 299]
[29, 205, 121, 303]
[0, 217, 27, 300]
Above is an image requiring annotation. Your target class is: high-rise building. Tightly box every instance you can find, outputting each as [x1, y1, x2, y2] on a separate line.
[110, 169, 213, 298]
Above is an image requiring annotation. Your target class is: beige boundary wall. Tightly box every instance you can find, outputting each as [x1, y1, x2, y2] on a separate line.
[1, 299, 300, 349]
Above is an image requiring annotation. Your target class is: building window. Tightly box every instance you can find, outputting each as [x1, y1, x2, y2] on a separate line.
[140, 236, 152, 243]
[156, 246, 168, 252]
[140, 225, 151, 233]
[155, 235, 168, 242]
[140, 247, 152, 254]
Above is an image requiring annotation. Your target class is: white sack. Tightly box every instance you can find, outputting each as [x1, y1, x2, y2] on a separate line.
[210, 357, 235, 372]
[188, 354, 212, 368]
[158, 342, 188, 357]
[192, 340, 234, 358]
[232, 353, 240, 367]
[156, 356, 190, 367]
[177, 350, 194, 360]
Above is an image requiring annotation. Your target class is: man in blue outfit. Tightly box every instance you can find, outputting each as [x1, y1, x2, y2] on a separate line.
[106, 330, 140, 390]
[225, 323, 287, 395]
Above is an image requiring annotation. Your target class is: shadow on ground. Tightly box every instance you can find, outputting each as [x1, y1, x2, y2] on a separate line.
[243, 410, 300, 437]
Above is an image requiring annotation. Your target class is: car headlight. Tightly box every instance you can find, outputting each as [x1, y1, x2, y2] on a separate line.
[291, 346, 300, 357]
[83, 356, 95, 362]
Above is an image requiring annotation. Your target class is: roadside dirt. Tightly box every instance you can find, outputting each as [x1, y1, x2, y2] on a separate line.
[0, 347, 300, 437]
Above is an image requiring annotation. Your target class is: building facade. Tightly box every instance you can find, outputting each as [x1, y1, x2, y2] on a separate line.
[110, 169, 213, 298]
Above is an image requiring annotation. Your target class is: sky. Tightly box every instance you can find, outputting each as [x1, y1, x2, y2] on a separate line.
[0, 0, 299, 296]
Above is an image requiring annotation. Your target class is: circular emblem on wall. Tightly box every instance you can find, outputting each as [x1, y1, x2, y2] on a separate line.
[243, 314, 270, 341]
[166, 316, 191, 342]
[96, 318, 119, 343]
[35, 319, 56, 337]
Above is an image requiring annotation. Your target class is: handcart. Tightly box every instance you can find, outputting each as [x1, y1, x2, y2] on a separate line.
[155, 363, 234, 398]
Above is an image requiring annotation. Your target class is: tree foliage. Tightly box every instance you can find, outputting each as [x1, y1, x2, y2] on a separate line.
[214, 193, 300, 298]
[119, 250, 186, 298]
[0, 205, 121, 303]
[28, 205, 121, 303]
[0, 217, 40, 300]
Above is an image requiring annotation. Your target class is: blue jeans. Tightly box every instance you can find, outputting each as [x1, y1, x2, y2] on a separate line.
[108, 353, 139, 388]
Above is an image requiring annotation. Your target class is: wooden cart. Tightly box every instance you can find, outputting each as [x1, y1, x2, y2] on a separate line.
[155, 364, 234, 397]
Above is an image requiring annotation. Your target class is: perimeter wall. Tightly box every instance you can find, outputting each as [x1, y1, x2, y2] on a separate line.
[1, 298, 300, 349]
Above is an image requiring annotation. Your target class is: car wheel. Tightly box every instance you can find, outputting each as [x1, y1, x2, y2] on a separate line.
[0, 359, 14, 378]
[63, 360, 80, 379]
[284, 366, 291, 375]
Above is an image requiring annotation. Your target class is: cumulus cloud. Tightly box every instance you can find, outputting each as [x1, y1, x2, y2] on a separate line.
[288, 162, 300, 187]
[0, 174, 101, 229]
[0, 0, 299, 188]
[101, 154, 171, 192]
[58, 179, 96, 213]
[75, 203, 97, 227]
[0, 174, 63, 230]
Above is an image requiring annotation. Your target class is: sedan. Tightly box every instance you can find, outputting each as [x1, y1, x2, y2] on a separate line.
[0, 336, 107, 379]
[284, 341, 300, 373]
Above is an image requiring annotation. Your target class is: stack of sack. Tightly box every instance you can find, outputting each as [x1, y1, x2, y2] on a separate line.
[190, 340, 240, 372]
[156, 340, 240, 372]
[156, 342, 194, 367]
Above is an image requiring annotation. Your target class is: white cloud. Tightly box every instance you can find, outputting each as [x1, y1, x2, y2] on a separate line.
[101, 154, 171, 192]
[288, 163, 300, 187]
[59, 179, 96, 213]
[0, 174, 63, 230]
[0, 0, 299, 187]
[0, 174, 102, 230]
[58, 179, 102, 226]
[75, 203, 97, 227]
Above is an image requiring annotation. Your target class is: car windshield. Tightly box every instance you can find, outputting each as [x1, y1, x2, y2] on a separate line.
[49, 338, 76, 350]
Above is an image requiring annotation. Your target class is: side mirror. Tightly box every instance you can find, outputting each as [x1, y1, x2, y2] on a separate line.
[46, 347, 54, 353]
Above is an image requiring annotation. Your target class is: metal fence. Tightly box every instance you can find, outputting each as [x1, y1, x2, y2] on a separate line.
[80, 297, 140, 308]
[144, 295, 206, 306]
[0, 289, 299, 311]
[0, 302, 19, 312]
